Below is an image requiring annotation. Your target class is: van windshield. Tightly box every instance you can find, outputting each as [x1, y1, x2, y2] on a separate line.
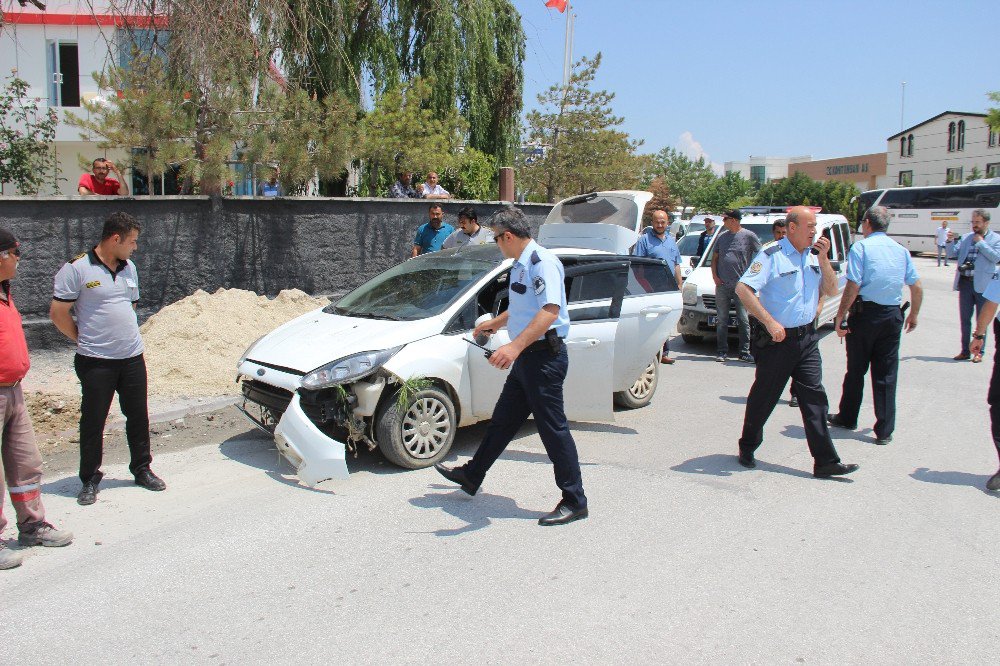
[329, 245, 502, 321]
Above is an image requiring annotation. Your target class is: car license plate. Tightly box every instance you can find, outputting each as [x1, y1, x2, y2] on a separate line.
[708, 315, 738, 327]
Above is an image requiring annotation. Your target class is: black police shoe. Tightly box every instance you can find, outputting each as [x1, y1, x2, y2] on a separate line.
[737, 450, 756, 468]
[77, 480, 99, 506]
[987, 470, 1000, 492]
[875, 434, 893, 445]
[813, 462, 860, 478]
[826, 414, 857, 430]
[434, 463, 479, 496]
[538, 501, 588, 526]
[789, 395, 799, 408]
[134, 468, 166, 491]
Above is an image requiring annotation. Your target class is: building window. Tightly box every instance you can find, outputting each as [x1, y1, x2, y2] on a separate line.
[750, 165, 766, 187]
[907, 133, 914, 156]
[898, 170, 913, 187]
[946, 167, 963, 184]
[948, 122, 956, 152]
[46, 41, 80, 107]
[990, 130, 998, 148]
[987, 163, 1000, 178]
[957, 120, 966, 151]
[900, 137, 906, 157]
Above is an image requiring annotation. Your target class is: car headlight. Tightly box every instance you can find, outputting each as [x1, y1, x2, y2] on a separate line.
[682, 283, 698, 306]
[300, 346, 404, 390]
[238, 335, 267, 368]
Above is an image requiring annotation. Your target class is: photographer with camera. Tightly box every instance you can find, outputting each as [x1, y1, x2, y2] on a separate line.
[952, 210, 1000, 362]
[733, 207, 858, 478]
[828, 206, 922, 445]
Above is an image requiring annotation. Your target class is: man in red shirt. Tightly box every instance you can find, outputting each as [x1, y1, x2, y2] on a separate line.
[0, 229, 73, 570]
[78, 158, 129, 196]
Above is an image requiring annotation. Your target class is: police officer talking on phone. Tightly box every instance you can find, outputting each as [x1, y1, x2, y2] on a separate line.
[734, 206, 859, 478]
[828, 206, 922, 444]
[434, 206, 588, 525]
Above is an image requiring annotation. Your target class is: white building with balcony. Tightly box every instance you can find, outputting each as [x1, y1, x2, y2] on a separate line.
[1, 0, 160, 195]
[885, 111, 1000, 188]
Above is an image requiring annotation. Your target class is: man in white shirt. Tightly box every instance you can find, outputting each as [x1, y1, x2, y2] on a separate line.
[442, 207, 494, 249]
[936, 220, 950, 267]
[420, 172, 451, 200]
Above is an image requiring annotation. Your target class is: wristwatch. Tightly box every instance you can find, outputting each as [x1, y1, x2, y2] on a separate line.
[974, 333, 986, 340]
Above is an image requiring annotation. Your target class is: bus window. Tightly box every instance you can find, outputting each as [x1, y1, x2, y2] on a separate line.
[880, 189, 920, 209]
[855, 189, 884, 225]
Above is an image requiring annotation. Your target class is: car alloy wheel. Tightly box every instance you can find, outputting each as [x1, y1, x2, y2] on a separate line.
[628, 361, 657, 401]
[401, 396, 453, 459]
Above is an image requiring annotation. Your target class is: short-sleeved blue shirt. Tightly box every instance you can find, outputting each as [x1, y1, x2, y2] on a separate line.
[739, 237, 822, 328]
[413, 222, 455, 254]
[845, 232, 919, 306]
[507, 240, 570, 340]
[633, 229, 682, 271]
[982, 269, 1000, 311]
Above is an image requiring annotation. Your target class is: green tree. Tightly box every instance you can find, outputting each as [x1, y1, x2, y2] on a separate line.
[0, 72, 59, 195]
[987, 91, 1000, 133]
[966, 165, 984, 182]
[642, 176, 678, 223]
[755, 172, 859, 220]
[690, 172, 754, 213]
[649, 147, 716, 213]
[439, 147, 497, 200]
[519, 54, 644, 202]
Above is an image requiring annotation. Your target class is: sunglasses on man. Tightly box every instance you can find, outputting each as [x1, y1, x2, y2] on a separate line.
[0, 246, 21, 259]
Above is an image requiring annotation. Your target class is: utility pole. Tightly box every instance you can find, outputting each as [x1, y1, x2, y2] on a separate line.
[900, 81, 906, 130]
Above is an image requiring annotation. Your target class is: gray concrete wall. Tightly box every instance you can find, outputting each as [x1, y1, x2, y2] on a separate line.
[1, 196, 552, 347]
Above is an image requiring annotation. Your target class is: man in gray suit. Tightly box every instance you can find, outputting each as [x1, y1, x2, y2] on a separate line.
[953, 209, 1000, 362]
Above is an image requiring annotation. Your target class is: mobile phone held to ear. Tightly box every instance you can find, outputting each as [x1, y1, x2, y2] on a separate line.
[811, 228, 832, 256]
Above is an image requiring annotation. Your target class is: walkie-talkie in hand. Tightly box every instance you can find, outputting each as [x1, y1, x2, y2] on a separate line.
[463, 337, 493, 359]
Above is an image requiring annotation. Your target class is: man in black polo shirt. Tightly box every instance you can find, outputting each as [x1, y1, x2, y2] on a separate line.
[50, 213, 166, 505]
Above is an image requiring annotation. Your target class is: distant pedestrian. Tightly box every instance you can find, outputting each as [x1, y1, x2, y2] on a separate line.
[389, 171, 418, 199]
[411, 204, 455, 257]
[734, 207, 858, 479]
[0, 228, 74, 570]
[828, 206, 923, 444]
[952, 209, 1000, 362]
[936, 220, 950, 267]
[256, 166, 284, 197]
[634, 209, 684, 364]
[695, 217, 716, 255]
[78, 158, 128, 196]
[442, 206, 493, 249]
[49, 213, 166, 506]
[420, 172, 451, 200]
[711, 209, 761, 363]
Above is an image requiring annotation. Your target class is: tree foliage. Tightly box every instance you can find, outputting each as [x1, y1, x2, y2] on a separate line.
[689, 172, 755, 213]
[519, 54, 644, 202]
[755, 172, 859, 220]
[647, 147, 716, 212]
[642, 176, 678, 223]
[439, 147, 498, 200]
[987, 91, 1000, 133]
[0, 72, 59, 195]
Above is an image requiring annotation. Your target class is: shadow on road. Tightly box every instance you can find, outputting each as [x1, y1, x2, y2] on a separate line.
[900, 355, 965, 363]
[42, 475, 135, 498]
[218, 433, 338, 494]
[672, 453, 844, 481]
[910, 467, 1000, 496]
[409, 486, 548, 536]
[718, 395, 747, 405]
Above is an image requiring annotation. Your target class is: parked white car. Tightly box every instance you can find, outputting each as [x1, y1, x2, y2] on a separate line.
[236, 191, 682, 485]
[676, 212, 853, 343]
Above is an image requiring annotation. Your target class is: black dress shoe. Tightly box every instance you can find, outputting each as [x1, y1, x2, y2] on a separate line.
[433, 463, 478, 496]
[875, 434, 893, 445]
[788, 396, 799, 408]
[826, 414, 856, 429]
[737, 450, 756, 468]
[538, 502, 588, 526]
[134, 468, 166, 491]
[813, 461, 860, 478]
[77, 481, 99, 506]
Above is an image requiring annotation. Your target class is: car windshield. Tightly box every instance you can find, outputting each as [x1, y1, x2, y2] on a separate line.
[677, 232, 704, 255]
[329, 245, 503, 321]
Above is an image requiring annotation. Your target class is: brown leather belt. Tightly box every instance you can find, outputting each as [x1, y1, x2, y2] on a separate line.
[0, 379, 22, 388]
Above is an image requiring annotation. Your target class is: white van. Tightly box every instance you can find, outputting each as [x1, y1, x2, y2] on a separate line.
[676, 212, 853, 343]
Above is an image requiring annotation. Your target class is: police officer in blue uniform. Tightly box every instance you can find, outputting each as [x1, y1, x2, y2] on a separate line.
[734, 207, 859, 478]
[435, 206, 588, 525]
[828, 206, 922, 444]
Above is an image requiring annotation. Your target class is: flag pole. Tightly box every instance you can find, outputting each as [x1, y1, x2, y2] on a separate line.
[562, 2, 573, 94]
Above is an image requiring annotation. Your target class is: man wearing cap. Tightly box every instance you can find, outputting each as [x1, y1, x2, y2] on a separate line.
[734, 207, 859, 478]
[49, 213, 166, 506]
[711, 209, 761, 363]
[0, 229, 74, 570]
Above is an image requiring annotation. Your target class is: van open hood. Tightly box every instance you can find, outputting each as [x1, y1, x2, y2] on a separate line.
[538, 190, 653, 254]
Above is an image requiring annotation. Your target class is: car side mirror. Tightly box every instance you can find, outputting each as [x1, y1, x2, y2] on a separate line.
[473, 314, 493, 345]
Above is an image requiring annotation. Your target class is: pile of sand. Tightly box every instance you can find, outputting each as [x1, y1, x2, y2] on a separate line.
[26, 391, 80, 435]
[140, 288, 329, 397]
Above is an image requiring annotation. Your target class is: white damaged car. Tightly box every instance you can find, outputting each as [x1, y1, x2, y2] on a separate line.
[236, 191, 682, 484]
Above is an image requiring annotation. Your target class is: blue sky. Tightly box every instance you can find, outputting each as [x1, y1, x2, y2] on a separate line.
[512, 0, 998, 170]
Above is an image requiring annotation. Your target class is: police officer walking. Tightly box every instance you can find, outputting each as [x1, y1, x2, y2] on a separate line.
[434, 206, 588, 525]
[828, 206, 922, 444]
[734, 207, 859, 478]
[49, 213, 166, 505]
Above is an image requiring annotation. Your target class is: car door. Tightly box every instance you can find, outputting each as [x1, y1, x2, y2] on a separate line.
[614, 259, 682, 391]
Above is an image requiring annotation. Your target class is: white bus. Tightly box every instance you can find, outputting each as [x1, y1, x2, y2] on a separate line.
[854, 179, 1000, 254]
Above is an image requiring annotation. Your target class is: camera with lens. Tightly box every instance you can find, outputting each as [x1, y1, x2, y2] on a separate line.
[959, 260, 975, 272]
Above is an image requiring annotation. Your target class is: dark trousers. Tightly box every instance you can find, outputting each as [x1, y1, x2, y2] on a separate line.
[739, 327, 840, 464]
[958, 277, 987, 355]
[836, 304, 904, 439]
[464, 345, 587, 509]
[986, 322, 1000, 465]
[74, 353, 152, 483]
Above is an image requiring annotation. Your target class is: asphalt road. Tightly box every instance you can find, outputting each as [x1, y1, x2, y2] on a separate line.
[2, 256, 998, 664]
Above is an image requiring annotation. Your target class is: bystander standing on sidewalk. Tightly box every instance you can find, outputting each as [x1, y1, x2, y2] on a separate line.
[712, 210, 761, 364]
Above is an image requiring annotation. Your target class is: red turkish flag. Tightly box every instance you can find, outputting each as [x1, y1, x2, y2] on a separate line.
[545, 0, 568, 13]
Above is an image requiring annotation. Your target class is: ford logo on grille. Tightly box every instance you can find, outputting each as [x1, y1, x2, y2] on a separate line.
[256, 368, 266, 376]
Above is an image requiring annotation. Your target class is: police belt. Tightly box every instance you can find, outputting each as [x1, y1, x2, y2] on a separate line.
[852, 299, 903, 315]
[523, 329, 565, 353]
[783, 323, 815, 339]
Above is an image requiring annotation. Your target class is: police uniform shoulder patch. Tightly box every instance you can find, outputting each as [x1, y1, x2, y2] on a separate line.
[70, 251, 87, 262]
[530, 250, 541, 265]
[533, 276, 545, 295]
[748, 261, 763, 275]
[764, 244, 782, 256]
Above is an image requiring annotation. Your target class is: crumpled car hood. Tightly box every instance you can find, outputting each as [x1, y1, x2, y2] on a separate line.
[245, 308, 440, 374]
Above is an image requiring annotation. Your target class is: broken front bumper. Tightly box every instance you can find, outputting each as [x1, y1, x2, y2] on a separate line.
[239, 391, 350, 486]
